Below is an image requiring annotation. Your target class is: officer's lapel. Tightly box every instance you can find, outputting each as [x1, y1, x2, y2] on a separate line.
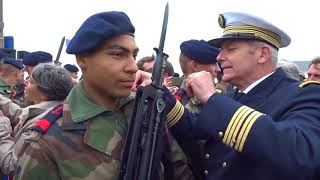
[239, 68, 286, 108]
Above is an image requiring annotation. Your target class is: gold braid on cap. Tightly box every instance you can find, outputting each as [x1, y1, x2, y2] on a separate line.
[224, 25, 281, 48]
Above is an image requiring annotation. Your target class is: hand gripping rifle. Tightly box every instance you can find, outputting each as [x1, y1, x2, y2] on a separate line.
[118, 3, 169, 180]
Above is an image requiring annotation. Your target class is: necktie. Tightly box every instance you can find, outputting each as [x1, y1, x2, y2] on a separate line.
[233, 90, 245, 100]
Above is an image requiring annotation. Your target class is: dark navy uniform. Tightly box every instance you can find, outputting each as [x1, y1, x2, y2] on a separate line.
[165, 11, 320, 180]
[167, 68, 320, 179]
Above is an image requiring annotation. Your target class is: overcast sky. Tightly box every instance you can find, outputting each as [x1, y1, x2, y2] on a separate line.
[3, 0, 320, 74]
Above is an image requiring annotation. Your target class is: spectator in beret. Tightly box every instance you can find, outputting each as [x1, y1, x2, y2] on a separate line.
[22, 51, 53, 75]
[0, 58, 24, 99]
[14, 11, 193, 180]
[165, 39, 221, 179]
[63, 64, 79, 79]
[64, 64, 80, 85]
[179, 39, 220, 78]
[0, 63, 73, 176]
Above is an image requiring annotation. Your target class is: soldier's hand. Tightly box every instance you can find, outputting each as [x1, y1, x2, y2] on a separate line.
[132, 70, 152, 92]
[186, 71, 216, 103]
[0, 110, 3, 117]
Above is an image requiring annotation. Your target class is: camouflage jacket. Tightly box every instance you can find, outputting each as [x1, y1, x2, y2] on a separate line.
[0, 95, 63, 175]
[0, 77, 12, 99]
[14, 82, 193, 180]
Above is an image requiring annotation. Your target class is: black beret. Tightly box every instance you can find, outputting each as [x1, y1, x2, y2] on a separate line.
[180, 39, 220, 64]
[64, 64, 79, 72]
[2, 58, 24, 69]
[22, 51, 53, 66]
[66, 11, 135, 54]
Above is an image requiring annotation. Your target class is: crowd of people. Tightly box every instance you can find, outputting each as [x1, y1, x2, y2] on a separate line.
[0, 8, 320, 180]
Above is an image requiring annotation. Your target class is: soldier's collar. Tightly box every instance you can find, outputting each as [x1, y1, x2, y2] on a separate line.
[0, 77, 10, 87]
[66, 81, 135, 123]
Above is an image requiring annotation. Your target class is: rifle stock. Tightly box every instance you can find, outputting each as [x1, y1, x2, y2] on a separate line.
[118, 3, 169, 180]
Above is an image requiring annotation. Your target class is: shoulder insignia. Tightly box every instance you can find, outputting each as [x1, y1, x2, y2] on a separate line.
[32, 104, 63, 134]
[299, 80, 320, 88]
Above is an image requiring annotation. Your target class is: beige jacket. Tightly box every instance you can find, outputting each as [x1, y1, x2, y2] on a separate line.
[0, 95, 63, 175]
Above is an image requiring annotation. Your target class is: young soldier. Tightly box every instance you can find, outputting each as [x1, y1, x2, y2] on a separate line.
[14, 11, 193, 180]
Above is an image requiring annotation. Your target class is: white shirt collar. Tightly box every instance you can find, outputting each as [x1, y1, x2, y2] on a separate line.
[242, 71, 275, 94]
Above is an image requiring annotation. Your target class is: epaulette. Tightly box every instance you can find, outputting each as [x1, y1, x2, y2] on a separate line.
[299, 80, 320, 88]
[32, 104, 63, 134]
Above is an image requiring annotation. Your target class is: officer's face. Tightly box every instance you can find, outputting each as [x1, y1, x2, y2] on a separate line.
[77, 34, 139, 100]
[307, 63, 320, 81]
[217, 40, 259, 87]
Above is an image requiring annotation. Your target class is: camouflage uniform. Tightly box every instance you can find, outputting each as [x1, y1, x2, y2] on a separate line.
[174, 79, 206, 179]
[14, 82, 193, 180]
[0, 95, 63, 175]
[0, 77, 12, 99]
[0, 77, 13, 179]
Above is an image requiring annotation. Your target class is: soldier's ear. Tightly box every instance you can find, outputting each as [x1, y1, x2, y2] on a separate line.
[76, 55, 87, 72]
[190, 60, 198, 71]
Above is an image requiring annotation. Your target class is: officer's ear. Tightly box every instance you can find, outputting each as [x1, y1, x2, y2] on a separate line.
[257, 44, 272, 64]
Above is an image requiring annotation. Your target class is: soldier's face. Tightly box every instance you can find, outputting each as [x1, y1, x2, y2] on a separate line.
[217, 40, 259, 87]
[307, 63, 320, 81]
[77, 34, 139, 99]
[16, 69, 25, 85]
[194, 63, 220, 78]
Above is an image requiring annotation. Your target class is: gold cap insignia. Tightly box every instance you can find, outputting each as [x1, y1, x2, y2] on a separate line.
[218, 14, 225, 28]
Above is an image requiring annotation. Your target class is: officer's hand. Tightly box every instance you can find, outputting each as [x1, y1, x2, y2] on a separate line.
[0, 110, 3, 117]
[132, 70, 152, 92]
[186, 71, 216, 103]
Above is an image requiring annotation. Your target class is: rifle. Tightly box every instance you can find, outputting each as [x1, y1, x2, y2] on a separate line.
[118, 3, 169, 180]
[54, 36, 65, 66]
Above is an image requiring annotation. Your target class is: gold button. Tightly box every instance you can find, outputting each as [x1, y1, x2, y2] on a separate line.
[204, 170, 209, 176]
[218, 131, 224, 137]
[204, 153, 210, 159]
[222, 161, 227, 168]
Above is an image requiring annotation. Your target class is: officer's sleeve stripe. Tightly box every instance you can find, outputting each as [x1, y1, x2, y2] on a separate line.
[167, 101, 180, 119]
[223, 106, 246, 144]
[167, 101, 184, 128]
[169, 104, 183, 126]
[229, 108, 253, 148]
[234, 111, 260, 150]
[224, 107, 251, 146]
[237, 111, 262, 152]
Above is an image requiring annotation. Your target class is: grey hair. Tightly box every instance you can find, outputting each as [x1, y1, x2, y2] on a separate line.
[31, 63, 73, 101]
[250, 41, 278, 64]
[277, 59, 300, 80]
